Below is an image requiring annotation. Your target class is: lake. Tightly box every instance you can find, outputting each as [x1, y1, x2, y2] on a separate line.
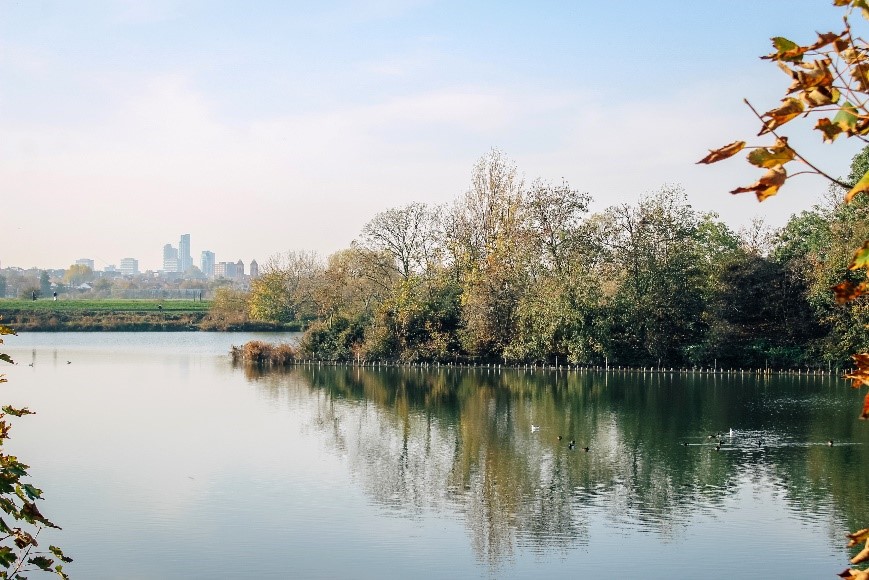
[1, 332, 867, 579]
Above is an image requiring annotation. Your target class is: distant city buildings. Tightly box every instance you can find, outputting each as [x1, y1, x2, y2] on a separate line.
[179, 234, 192, 272]
[120, 258, 139, 276]
[250, 259, 259, 278]
[162, 244, 179, 273]
[201, 251, 215, 278]
[75, 258, 94, 271]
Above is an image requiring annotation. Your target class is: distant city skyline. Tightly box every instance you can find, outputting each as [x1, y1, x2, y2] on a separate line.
[12, 231, 258, 276]
[1, 2, 864, 272]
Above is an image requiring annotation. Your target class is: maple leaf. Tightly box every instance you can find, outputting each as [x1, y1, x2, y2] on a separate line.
[758, 98, 804, 135]
[849, 240, 869, 270]
[833, 0, 869, 20]
[697, 141, 746, 164]
[746, 138, 795, 168]
[779, 58, 834, 95]
[833, 280, 868, 303]
[854, 539, 869, 564]
[763, 33, 843, 62]
[817, 117, 844, 142]
[802, 84, 841, 107]
[845, 353, 869, 388]
[730, 166, 787, 201]
[849, 529, 869, 549]
[839, 568, 869, 580]
[764, 36, 807, 62]
[847, 170, 869, 202]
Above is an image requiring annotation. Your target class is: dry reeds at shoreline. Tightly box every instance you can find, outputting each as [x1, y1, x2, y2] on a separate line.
[231, 340, 297, 366]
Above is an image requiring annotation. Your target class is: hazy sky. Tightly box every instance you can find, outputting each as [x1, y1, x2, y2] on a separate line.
[0, 1, 862, 271]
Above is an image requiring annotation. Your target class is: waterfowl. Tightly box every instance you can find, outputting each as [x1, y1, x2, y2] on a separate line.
[828, 439, 834, 446]
[568, 441, 576, 450]
[531, 424, 540, 433]
[557, 435, 563, 441]
[582, 446, 590, 452]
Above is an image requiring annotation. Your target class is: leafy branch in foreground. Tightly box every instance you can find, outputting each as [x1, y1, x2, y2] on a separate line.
[0, 324, 71, 579]
[698, 1, 869, 576]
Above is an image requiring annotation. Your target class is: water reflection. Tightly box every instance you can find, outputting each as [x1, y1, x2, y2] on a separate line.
[237, 364, 869, 566]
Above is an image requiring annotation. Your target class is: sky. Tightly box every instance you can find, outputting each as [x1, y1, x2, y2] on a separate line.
[0, 0, 864, 271]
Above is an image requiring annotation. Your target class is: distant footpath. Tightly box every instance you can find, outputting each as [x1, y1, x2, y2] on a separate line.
[0, 299, 295, 332]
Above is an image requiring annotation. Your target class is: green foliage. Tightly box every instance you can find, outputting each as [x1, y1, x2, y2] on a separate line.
[0, 325, 70, 578]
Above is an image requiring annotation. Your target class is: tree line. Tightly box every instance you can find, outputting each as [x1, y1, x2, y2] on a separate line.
[233, 148, 869, 369]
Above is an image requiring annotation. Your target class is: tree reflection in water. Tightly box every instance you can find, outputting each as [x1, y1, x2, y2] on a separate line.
[237, 363, 868, 566]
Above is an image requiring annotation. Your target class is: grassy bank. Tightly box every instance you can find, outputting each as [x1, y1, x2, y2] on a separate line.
[0, 299, 293, 331]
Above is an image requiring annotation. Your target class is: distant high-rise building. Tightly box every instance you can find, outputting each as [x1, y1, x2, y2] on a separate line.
[249, 259, 259, 278]
[201, 251, 215, 278]
[236, 259, 244, 278]
[214, 261, 237, 279]
[163, 244, 179, 273]
[179, 234, 192, 272]
[75, 258, 95, 271]
[120, 258, 139, 276]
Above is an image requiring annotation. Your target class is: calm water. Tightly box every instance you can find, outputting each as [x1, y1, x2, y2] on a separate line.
[1, 332, 867, 579]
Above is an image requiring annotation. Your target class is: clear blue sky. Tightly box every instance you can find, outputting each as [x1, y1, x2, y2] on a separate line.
[0, 0, 861, 270]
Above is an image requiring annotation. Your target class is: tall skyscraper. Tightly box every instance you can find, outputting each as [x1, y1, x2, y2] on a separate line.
[179, 234, 192, 272]
[201, 251, 215, 278]
[249, 259, 259, 278]
[75, 258, 95, 271]
[163, 244, 179, 273]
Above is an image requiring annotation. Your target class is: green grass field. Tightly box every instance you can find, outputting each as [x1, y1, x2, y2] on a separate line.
[0, 299, 212, 313]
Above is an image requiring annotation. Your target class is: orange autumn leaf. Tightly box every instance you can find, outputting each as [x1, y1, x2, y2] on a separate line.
[780, 58, 835, 94]
[854, 539, 869, 564]
[730, 166, 787, 201]
[817, 117, 845, 142]
[862, 392, 869, 420]
[697, 141, 746, 164]
[845, 353, 869, 388]
[849, 530, 869, 549]
[758, 98, 804, 135]
[839, 568, 869, 580]
[833, 280, 868, 303]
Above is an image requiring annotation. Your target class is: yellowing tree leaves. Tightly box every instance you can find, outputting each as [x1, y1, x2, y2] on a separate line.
[846, 170, 869, 202]
[849, 240, 869, 269]
[839, 567, 869, 580]
[849, 529, 869, 548]
[854, 538, 869, 564]
[780, 58, 835, 94]
[697, 141, 746, 164]
[730, 166, 787, 201]
[802, 85, 841, 107]
[746, 139, 795, 168]
[763, 33, 843, 62]
[846, 353, 869, 388]
[758, 98, 804, 135]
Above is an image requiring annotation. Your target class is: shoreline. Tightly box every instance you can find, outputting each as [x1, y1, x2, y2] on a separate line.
[0, 300, 298, 332]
